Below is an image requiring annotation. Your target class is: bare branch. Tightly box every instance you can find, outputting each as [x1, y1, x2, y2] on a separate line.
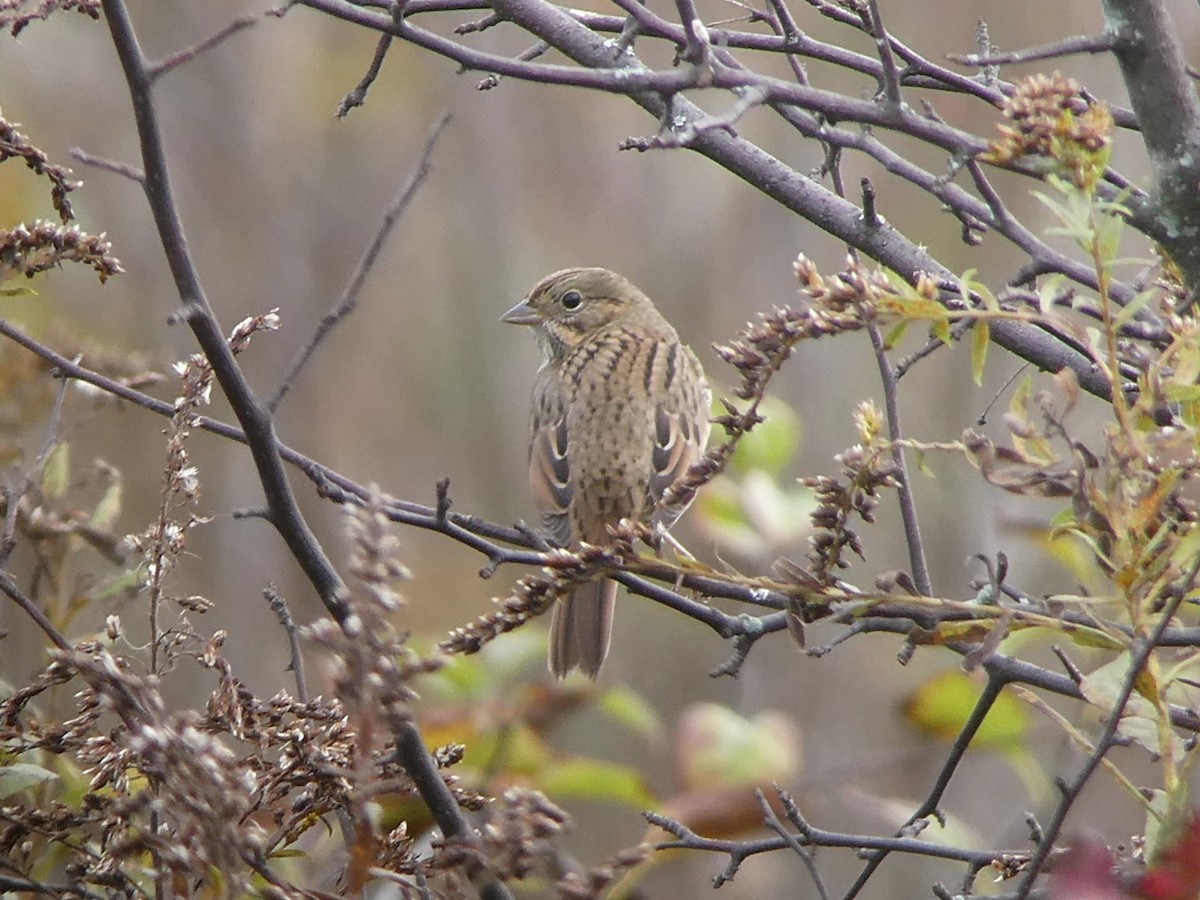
[1012, 578, 1195, 897]
[844, 674, 1007, 898]
[264, 584, 308, 702]
[866, 322, 931, 596]
[948, 31, 1122, 68]
[145, 13, 258, 82]
[1101, 0, 1200, 294]
[267, 110, 450, 411]
[68, 146, 145, 183]
[336, 28, 394, 117]
[862, 0, 901, 106]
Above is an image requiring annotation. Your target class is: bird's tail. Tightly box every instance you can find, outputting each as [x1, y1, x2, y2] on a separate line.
[548, 579, 617, 678]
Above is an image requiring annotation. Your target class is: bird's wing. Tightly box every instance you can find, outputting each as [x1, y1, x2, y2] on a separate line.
[649, 350, 711, 524]
[529, 369, 573, 547]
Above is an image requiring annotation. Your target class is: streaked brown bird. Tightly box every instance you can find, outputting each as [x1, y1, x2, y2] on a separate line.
[502, 268, 711, 678]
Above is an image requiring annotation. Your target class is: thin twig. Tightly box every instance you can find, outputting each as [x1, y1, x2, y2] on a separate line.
[0, 571, 71, 651]
[267, 110, 450, 411]
[757, 788, 830, 900]
[947, 31, 1121, 68]
[866, 321, 932, 596]
[264, 584, 309, 702]
[146, 14, 258, 82]
[337, 29, 394, 117]
[1013, 578, 1194, 898]
[68, 147, 145, 184]
[647, 807, 1015, 869]
[863, 0, 901, 106]
[843, 673, 1006, 899]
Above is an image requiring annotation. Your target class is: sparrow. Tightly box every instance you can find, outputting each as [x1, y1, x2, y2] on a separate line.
[502, 268, 711, 678]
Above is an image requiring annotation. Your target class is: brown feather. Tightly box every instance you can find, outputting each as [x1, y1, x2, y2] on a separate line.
[506, 268, 711, 678]
[548, 579, 617, 678]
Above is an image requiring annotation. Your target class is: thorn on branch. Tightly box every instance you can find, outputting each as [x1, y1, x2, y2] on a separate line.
[860, 177, 878, 228]
[514, 520, 552, 551]
[1050, 645, 1083, 684]
[1024, 812, 1043, 845]
[478, 554, 504, 579]
[435, 478, 452, 526]
[264, 583, 308, 702]
[473, 41, 549, 91]
[709, 623, 762, 678]
[806, 619, 868, 657]
[455, 12, 502, 34]
[620, 84, 768, 151]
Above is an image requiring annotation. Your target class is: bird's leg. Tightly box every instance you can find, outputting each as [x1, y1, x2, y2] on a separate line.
[649, 523, 696, 593]
[659, 527, 695, 561]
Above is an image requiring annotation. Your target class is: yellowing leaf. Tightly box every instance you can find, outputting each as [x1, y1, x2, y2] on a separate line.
[902, 670, 1031, 754]
[1079, 652, 1186, 759]
[883, 319, 910, 349]
[543, 758, 656, 809]
[970, 320, 989, 386]
[931, 317, 951, 346]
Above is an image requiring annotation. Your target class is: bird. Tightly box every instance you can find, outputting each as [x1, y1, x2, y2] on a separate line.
[501, 268, 711, 678]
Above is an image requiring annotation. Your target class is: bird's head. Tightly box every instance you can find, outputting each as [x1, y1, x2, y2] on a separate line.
[501, 268, 654, 357]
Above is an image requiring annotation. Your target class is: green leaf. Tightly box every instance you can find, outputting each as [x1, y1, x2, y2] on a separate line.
[1114, 288, 1156, 331]
[0, 762, 58, 798]
[89, 474, 123, 531]
[1037, 273, 1068, 316]
[1079, 652, 1185, 759]
[41, 442, 69, 499]
[902, 670, 1031, 754]
[542, 758, 656, 808]
[883, 319, 910, 349]
[726, 395, 801, 478]
[599, 685, 663, 740]
[0, 285, 37, 297]
[678, 704, 802, 788]
[970, 320, 989, 386]
[915, 447, 934, 478]
[931, 317, 951, 346]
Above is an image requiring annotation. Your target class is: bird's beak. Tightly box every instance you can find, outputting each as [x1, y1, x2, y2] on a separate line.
[500, 300, 542, 326]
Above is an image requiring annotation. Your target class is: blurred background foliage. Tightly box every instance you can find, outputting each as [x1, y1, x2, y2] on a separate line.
[2, 0, 1199, 895]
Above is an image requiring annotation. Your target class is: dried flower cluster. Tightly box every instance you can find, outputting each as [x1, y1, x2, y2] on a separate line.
[0, 220, 123, 283]
[1, 635, 465, 895]
[662, 255, 870, 514]
[0, 0, 100, 36]
[441, 535, 631, 656]
[303, 489, 441, 734]
[2, 648, 264, 892]
[982, 72, 1114, 188]
[556, 843, 652, 899]
[0, 112, 80, 220]
[803, 402, 900, 584]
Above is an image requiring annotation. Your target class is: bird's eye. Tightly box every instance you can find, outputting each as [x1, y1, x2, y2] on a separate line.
[561, 290, 583, 311]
